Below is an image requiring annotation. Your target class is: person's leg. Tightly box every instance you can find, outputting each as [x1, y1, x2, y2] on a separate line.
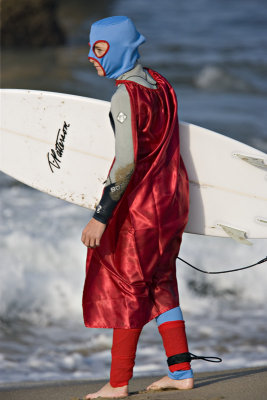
[110, 328, 143, 387]
[147, 306, 194, 391]
[85, 327, 142, 399]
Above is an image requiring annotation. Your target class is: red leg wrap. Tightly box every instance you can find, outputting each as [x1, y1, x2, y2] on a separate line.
[158, 320, 191, 372]
[110, 328, 142, 387]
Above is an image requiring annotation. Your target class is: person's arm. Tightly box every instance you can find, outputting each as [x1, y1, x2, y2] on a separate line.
[81, 85, 134, 247]
[93, 85, 135, 224]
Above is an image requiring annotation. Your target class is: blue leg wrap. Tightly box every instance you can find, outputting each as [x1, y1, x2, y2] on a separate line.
[168, 369, 194, 380]
[156, 306, 184, 326]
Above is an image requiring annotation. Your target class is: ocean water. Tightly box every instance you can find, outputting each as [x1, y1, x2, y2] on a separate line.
[1, 0, 267, 385]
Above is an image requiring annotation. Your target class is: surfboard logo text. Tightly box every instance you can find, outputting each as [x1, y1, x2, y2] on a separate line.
[47, 121, 70, 173]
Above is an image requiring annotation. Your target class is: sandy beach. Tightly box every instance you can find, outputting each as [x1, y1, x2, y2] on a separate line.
[0, 366, 266, 400]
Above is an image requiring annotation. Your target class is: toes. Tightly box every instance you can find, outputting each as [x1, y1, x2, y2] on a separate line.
[146, 385, 158, 391]
[146, 380, 163, 391]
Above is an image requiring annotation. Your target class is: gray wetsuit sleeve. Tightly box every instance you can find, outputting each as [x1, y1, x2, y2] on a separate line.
[93, 85, 135, 224]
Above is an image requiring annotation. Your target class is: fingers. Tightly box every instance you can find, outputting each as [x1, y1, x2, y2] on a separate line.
[82, 234, 94, 248]
[81, 231, 86, 244]
[81, 229, 88, 246]
[90, 236, 102, 248]
[81, 230, 101, 248]
[89, 237, 96, 248]
[81, 219, 106, 248]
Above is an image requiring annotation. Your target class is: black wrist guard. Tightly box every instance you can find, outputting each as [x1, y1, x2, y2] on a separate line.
[93, 183, 121, 224]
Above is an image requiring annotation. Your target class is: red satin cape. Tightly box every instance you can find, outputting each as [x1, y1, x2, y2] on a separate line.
[82, 69, 189, 329]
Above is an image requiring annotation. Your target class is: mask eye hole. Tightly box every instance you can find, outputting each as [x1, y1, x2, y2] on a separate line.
[92, 40, 110, 58]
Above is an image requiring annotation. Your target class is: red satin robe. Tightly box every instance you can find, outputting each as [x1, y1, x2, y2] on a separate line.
[82, 69, 189, 329]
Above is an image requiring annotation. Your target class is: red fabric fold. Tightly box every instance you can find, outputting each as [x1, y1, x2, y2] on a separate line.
[82, 69, 189, 328]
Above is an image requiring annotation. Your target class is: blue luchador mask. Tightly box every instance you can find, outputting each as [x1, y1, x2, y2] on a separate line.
[88, 16, 146, 79]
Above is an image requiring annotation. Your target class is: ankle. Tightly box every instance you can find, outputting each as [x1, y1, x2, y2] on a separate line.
[171, 377, 194, 389]
[184, 377, 194, 389]
[109, 381, 128, 389]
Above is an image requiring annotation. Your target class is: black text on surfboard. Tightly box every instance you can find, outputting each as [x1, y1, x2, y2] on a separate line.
[47, 121, 70, 173]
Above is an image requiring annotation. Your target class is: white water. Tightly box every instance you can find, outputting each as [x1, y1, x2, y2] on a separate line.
[0, 173, 267, 384]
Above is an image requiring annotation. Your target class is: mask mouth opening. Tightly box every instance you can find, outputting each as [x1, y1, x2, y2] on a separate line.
[92, 40, 110, 58]
[88, 57, 106, 76]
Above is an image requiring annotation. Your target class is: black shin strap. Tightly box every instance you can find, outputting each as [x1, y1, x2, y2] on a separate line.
[167, 352, 222, 366]
[167, 352, 191, 365]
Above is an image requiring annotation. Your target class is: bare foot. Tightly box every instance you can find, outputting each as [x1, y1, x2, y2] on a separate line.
[146, 375, 194, 391]
[84, 381, 128, 399]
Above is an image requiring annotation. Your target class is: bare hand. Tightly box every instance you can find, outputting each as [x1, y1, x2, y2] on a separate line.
[81, 218, 106, 248]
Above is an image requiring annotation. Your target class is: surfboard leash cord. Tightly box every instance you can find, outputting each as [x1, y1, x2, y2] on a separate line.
[177, 255, 267, 274]
[168, 352, 222, 365]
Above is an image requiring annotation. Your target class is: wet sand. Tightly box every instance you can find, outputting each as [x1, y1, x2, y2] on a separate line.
[0, 366, 266, 400]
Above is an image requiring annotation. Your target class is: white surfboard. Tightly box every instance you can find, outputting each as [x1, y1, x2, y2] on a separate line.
[1, 89, 267, 244]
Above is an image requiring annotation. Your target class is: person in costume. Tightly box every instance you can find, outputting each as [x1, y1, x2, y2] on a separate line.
[81, 16, 192, 399]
